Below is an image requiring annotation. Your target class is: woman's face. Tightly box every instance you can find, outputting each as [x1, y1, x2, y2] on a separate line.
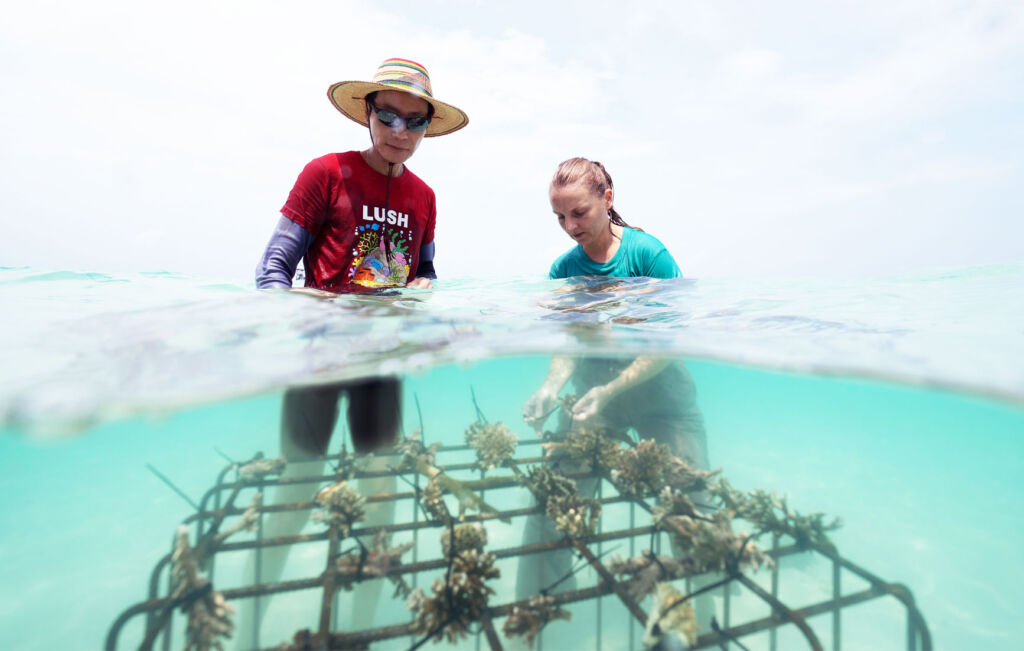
[549, 181, 613, 247]
[367, 90, 430, 165]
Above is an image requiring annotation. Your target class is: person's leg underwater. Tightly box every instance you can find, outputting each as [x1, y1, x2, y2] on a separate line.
[515, 401, 579, 600]
[235, 385, 340, 649]
[234, 379, 404, 646]
[345, 377, 400, 628]
[631, 365, 718, 636]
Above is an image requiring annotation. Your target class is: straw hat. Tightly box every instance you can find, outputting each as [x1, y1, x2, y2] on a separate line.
[327, 58, 469, 137]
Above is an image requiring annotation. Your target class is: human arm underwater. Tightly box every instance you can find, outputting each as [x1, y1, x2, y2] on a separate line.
[522, 356, 577, 432]
[522, 354, 672, 429]
[571, 356, 671, 423]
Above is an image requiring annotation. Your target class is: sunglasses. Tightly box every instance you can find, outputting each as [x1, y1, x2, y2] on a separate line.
[370, 104, 431, 132]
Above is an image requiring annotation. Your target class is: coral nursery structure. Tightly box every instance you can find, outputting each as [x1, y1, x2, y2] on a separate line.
[109, 414, 931, 650]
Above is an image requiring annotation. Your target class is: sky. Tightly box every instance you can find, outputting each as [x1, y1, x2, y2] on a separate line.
[1, 0, 1023, 283]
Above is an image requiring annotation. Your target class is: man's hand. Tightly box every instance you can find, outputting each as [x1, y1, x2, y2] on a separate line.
[406, 277, 433, 289]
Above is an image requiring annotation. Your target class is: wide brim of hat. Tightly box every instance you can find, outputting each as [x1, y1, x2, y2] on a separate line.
[327, 80, 469, 137]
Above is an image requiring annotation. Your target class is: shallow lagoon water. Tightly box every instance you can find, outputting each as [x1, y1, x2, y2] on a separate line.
[1, 266, 1022, 649]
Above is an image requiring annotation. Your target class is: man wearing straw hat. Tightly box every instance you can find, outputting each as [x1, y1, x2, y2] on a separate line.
[242, 58, 468, 648]
[256, 56, 468, 295]
[255, 57, 468, 457]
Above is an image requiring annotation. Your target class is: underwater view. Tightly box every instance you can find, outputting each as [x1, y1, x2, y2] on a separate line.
[1, 265, 1023, 650]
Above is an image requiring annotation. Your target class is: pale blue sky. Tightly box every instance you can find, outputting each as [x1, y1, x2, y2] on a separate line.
[1, 0, 1022, 281]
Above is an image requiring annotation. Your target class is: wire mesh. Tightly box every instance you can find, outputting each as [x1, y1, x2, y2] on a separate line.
[108, 437, 931, 651]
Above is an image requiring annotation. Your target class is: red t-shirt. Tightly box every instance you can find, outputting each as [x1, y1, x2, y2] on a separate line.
[280, 151, 436, 291]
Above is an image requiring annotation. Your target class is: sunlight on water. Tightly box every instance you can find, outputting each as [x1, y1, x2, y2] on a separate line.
[2, 264, 1022, 433]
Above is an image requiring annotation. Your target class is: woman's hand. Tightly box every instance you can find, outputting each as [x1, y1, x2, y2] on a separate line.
[522, 356, 576, 433]
[570, 358, 670, 424]
[405, 277, 433, 289]
[522, 386, 558, 432]
[571, 385, 612, 423]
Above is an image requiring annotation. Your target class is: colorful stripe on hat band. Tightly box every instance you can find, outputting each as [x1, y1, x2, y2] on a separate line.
[373, 58, 433, 97]
[381, 58, 428, 75]
[378, 80, 433, 97]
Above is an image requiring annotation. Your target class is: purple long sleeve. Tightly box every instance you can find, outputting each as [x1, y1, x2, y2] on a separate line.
[255, 215, 438, 289]
[416, 241, 436, 279]
[255, 215, 314, 289]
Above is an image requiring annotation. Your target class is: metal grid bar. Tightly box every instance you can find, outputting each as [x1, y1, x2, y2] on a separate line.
[107, 441, 932, 651]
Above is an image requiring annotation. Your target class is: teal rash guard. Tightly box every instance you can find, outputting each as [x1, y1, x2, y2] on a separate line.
[548, 227, 681, 279]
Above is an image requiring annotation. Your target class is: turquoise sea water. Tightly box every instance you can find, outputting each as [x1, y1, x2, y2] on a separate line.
[1, 266, 1022, 650]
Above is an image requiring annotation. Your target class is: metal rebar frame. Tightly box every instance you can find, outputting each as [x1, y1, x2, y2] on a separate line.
[107, 439, 932, 651]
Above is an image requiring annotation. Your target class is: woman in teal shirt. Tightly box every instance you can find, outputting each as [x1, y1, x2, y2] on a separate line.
[518, 158, 709, 602]
[546, 157, 681, 280]
[524, 157, 704, 448]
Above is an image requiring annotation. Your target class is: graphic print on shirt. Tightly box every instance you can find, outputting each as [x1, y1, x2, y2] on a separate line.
[347, 222, 412, 287]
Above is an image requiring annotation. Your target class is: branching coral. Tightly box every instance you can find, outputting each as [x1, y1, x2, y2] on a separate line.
[607, 551, 695, 602]
[521, 465, 577, 504]
[395, 434, 442, 474]
[663, 456, 718, 493]
[312, 481, 366, 538]
[441, 523, 487, 558]
[664, 511, 770, 574]
[610, 439, 673, 496]
[546, 493, 602, 539]
[237, 455, 287, 482]
[608, 438, 717, 497]
[651, 487, 701, 527]
[642, 582, 699, 649]
[416, 467, 503, 521]
[421, 476, 451, 521]
[520, 465, 601, 538]
[520, 462, 598, 540]
[332, 446, 364, 482]
[171, 526, 235, 651]
[502, 595, 572, 647]
[464, 420, 518, 471]
[408, 550, 500, 644]
[333, 531, 414, 597]
[710, 478, 842, 552]
[543, 427, 622, 473]
[645, 478, 838, 582]
[213, 493, 262, 546]
[435, 473, 506, 521]
[396, 433, 504, 520]
[372, 531, 416, 599]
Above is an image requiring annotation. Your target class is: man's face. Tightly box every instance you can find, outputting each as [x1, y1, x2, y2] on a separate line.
[367, 90, 431, 165]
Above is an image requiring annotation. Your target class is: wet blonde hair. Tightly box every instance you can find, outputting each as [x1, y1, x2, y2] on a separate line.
[550, 157, 640, 231]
